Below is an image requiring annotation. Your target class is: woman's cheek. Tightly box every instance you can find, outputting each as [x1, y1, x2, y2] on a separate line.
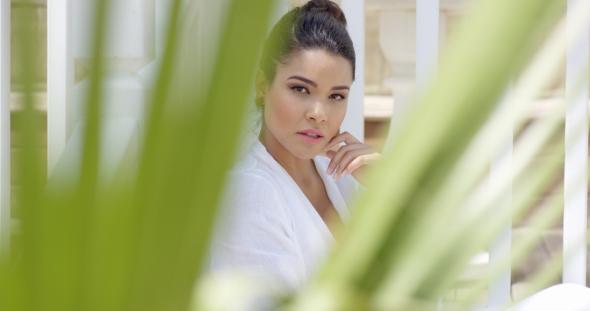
[328, 103, 347, 125]
[265, 98, 293, 133]
[272, 98, 298, 125]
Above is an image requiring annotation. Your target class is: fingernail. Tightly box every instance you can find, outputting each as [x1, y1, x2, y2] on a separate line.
[341, 169, 348, 177]
[334, 173, 340, 181]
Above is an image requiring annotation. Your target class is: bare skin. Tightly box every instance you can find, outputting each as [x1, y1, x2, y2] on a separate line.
[256, 49, 380, 236]
[260, 126, 344, 236]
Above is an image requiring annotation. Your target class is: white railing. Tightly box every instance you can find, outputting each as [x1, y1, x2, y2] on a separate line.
[0, 0, 10, 257]
[47, 0, 74, 177]
[410, 0, 589, 308]
[488, 85, 514, 309]
[414, 0, 513, 307]
[563, 0, 589, 286]
[341, 0, 365, 141]
[47, 0, 157, 185]
[415, 0, 438, 94]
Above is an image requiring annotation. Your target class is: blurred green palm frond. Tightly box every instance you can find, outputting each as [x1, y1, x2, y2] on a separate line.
[2, 0, 275, 310]
[0, 0, 583, 311]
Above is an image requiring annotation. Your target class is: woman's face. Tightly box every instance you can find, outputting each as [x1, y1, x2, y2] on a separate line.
[260, 49, 353, 160]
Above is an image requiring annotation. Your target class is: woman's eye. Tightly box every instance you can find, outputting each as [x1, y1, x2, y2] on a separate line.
[331, 94, 345, 101]
[292, 86, 309, 94]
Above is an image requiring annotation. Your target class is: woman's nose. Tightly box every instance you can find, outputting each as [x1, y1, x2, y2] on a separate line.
[306, 100, 327, 122]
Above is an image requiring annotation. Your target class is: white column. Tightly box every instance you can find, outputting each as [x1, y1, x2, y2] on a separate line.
[380, 10, 416, 151]
[73, 0, 155, 135]
[269, 0, 289, 32]
[341, 0, 364, 142]
[48, 0, 75, 176]
[46, 0, 156, 186]
[415, 0, 438, 93]
[139, 0, 174, 88]
[385, 0, 440, 150]
[563, 0, 589, 286]
[488, 86, 513, 308]
[0, 0, 10, 256]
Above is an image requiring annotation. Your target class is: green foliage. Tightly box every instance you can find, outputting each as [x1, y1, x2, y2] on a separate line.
[0, 0, 579, 310]
[2, 0, 274, 310]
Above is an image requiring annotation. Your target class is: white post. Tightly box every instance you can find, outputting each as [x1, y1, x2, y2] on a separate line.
[73, 0, 155, 138]
[269, 0, 289, 32]
[384, 0, 438, 152]
[563, 0, 589, 286]
[47, 0, 75, 176]
[139, 0, 174, 88]
[46, 0, 154, 185]
[341, 0, 364, 142]
[415, 0, 438, 93]
[488, 86, 513, 309]
[0, 0, 10, 256]
[380, 10, 417, 151]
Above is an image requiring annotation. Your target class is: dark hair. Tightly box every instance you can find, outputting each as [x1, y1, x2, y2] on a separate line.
[259, 0, 356, 85]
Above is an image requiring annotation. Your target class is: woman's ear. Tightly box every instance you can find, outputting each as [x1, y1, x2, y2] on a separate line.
[255, 69, 268, 104]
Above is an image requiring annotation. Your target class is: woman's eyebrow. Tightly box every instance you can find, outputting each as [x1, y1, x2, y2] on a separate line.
[287, 76, 350, 91]
[287, 76, 317, 87]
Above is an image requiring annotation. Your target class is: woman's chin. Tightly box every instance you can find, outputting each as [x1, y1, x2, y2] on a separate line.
[290, 147, 321, 160]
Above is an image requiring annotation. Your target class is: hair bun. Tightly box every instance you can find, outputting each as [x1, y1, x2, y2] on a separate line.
[302, 0, 347, 27]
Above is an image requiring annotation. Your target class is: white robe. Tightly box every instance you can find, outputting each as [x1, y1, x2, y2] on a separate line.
[209, 140, 363, 294]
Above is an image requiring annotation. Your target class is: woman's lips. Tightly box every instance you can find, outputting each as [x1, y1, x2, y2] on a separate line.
[297, 132, 323, 144]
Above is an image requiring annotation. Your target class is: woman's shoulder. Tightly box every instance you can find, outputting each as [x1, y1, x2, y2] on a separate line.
[215, 152, 294, 239]
[221, 150, 291, 215]
[228, 151, 279, 190]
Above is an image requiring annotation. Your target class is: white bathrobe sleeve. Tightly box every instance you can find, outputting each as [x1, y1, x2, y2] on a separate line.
[210, 172, 306, 294]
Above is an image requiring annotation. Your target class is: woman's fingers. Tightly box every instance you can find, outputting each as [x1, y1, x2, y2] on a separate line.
[341, 156, 364, 177]
[326, 147, 382, 181]
[326, 144, 366, 175]
[349, 153, 382, 185]
[332, 149, 368, 180]
[323, 131, 382, 182]
[325, 131, 360, 149]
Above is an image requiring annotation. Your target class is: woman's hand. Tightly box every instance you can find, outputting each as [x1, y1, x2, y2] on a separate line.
[324, 131, 382, 184]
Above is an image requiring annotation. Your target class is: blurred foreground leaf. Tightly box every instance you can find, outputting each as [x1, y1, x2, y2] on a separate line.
[0, 0, 274, 311]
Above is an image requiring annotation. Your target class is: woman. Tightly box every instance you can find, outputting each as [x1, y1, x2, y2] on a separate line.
[210, 0, 381, 296]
